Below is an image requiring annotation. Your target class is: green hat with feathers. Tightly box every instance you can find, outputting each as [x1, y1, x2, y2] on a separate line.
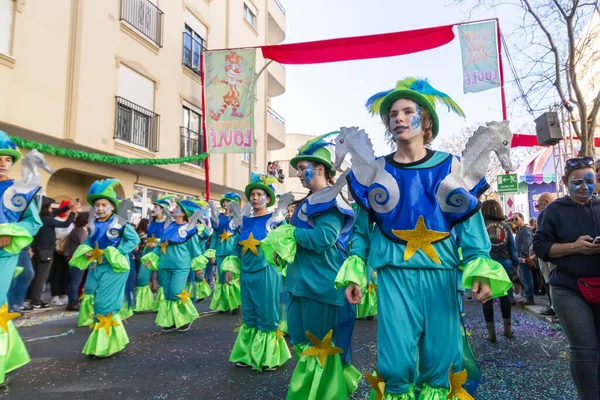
[290, 131, 338, 176]
[365, 77, 465, 138]
[87, 179, 121, 212]
[245, 173, 278, 207]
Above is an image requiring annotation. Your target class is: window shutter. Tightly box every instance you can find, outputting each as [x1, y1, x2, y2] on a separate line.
[184, 10, 207, 41]
[0, 0, 15, 56]
[118, 65, 155, 112]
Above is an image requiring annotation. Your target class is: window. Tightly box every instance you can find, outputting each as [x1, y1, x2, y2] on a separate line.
[116, 65, 159, 151]
[243, 3, 257, 29]
[120, 0, 164, 47]
[133, 184, 193, 222]
[183, 24, 205, 74]
[0, 0, 15, 56]
[181, 106, 204, 166]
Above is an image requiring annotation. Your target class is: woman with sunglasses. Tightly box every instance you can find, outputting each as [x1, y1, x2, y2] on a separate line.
[533, 156, 600, 400]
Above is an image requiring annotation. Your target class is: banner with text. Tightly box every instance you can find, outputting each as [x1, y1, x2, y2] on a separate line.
[204, 49, 256, 154]
[458, 21, 500, 94]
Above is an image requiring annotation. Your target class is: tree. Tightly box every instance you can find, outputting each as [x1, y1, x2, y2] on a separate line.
[454, 0, 600, 156]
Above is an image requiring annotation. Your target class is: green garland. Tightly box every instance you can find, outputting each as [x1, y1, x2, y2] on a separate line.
[11, 136, 209, 166]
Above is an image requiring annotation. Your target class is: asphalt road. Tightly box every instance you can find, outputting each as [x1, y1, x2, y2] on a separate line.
[0, 297, 576, 400]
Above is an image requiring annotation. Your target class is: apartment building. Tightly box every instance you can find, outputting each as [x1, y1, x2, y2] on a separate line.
[0, 0, 287, 216]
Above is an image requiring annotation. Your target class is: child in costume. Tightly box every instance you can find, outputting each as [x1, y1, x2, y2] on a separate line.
[192, 199, 213, 302]
[69, 179, 140, 357]
[224, 173, 292, 371]
[0, 132, 43, 387]
[261, 134, 358, 399]
[135, 196, 173, 313]
[142, 199, 207, 332]
[337, 78, 512, 399]
[208, 192, 242, 314]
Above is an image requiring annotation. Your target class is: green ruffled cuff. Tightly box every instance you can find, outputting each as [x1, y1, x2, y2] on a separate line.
[334, 255, 367, 291]
[461, 257, 512, 298]
[13, 266, 23, 279]
[104, 247, 129, 273]
[0, 320, 30, 384]
[260, 225, 297, 266]
[220, 256, 241, 275]
[0, 223, 33, 254]
[69, 244, 93, 270]
[191, 255, 209, 271]
[141, 252, 159, 271]
[204, 249, 216, 259]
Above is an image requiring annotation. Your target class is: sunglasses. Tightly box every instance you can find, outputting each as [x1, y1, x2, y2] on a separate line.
[565, 157, 595, 170]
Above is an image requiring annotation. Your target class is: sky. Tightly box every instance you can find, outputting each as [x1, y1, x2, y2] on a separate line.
[270, 0, 547, 157]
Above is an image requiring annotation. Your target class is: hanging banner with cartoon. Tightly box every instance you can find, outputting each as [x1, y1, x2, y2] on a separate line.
[204, 49, 256, 154]
[458, 21, 500, 94]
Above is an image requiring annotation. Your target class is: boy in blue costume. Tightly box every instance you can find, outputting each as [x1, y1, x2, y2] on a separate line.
[69, 179, 140, 357]
[336, 78, 512, 399]
[224, 173, 291, 371]
[0, 131, 43, 386]
[142, 199, 207, 332]
[209, 192, 242, 314]
[261, 133, 358, 399]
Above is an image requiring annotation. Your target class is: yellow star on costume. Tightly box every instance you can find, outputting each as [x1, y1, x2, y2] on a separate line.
[88, 243, 105, 265]
[275, 330, 285, 339]
[447, 366, 473, 400]
[219, 230, 233, 242]
[159, 240, 168, 254]
[391, 215, 449, 264]
[365, 364, 386, 400]
[300, 329, 343, 368]
[233, 317, 243, 332]
[0, 303, 20, 333]
[176, 289, 192, 306]
[368, 282, 378, 294]
[94, 313, 120, 336]
[147, 234, 159, 245]
[239, 232, 260, 255]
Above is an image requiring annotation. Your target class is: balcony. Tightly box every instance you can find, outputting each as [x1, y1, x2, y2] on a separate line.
[115, 96, 160, 152]
[180, 126, 205, 167]
[267, 62, 286, 97]
[267, 0, 286, 45]
[120, 0, 164, 47]
[182, 32, 205, 75]
[267, 106, 286, 150]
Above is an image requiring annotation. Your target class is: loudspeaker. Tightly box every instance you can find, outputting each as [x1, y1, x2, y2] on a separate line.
[535, 112, 563, 146]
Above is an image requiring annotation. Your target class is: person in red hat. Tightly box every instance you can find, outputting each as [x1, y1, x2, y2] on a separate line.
[49, 199, 76, 306]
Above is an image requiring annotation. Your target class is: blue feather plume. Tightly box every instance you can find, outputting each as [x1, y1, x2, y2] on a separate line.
[365, 89, 395, 116]
[88, 178, 120, 198]
[298, 131, 338, 156]
[223, 192, 242, 203]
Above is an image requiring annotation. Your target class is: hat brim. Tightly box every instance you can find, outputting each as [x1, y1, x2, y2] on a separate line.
[0, 149, 22, 163]
[379, 90, 439, 138]
[245, 183, 276, 207]
[87, 194, 119, 212]
[290, 156, 336, 177]
[220, 197, 240, 208]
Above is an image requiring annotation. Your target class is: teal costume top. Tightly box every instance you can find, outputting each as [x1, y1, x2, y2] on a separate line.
[150, 222, 204, 270]
[286, 194, 354, 307]
[210, 213, 239, 257]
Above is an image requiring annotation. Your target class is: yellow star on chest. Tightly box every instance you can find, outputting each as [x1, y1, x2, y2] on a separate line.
[365, 364, 386, 400]
[447, 366, 473, 400]
[219, 230, 233, 242]
[94, 312, 120, 336]
[88, 243, 105, 265]
[0, 303, 20, 333]
[147, 234, 159, 245]
[391, 215, 449, 264]
[239, 232, 261, 256]
[159, 240, 169, 254]
[368, 281, 378, 294]
[300, 329, 343, 368]
[176, 289, 192, 306]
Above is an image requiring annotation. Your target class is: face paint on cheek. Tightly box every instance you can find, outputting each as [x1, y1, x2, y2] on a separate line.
[410, 104, 422, 134]
[569, 178, 584, 195]
[304, 165, 316, 185]
[584, 172, 596, 197]
[258, 195, 267, 206]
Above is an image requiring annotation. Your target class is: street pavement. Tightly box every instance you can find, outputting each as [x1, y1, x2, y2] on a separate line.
[0, 295, 576, 400]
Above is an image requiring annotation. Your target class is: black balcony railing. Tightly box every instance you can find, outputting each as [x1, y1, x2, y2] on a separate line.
[180, 126, 205, 167]
[120, 0, 164, 47]
[115, 96, 160, 152]
[267, 106, 285, 125]
[182, 32, 205, 75]
[274, 0, 286, 15]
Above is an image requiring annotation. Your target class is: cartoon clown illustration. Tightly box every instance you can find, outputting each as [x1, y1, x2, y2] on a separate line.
[209, 51, 250, 121]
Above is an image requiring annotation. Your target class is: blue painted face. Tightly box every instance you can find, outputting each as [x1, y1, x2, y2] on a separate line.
[411, 104, 422, 131]
[569, 171, 596, 199]
[304, 164, 316, 185]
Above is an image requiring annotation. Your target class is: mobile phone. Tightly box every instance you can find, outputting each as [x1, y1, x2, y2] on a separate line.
[74, 198, 80, 203]
[593, 236, 600, 244]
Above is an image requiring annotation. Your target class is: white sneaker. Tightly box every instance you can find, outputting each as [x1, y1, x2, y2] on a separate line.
[59, 295, 68, 303]
[50, 296, 65, 306]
